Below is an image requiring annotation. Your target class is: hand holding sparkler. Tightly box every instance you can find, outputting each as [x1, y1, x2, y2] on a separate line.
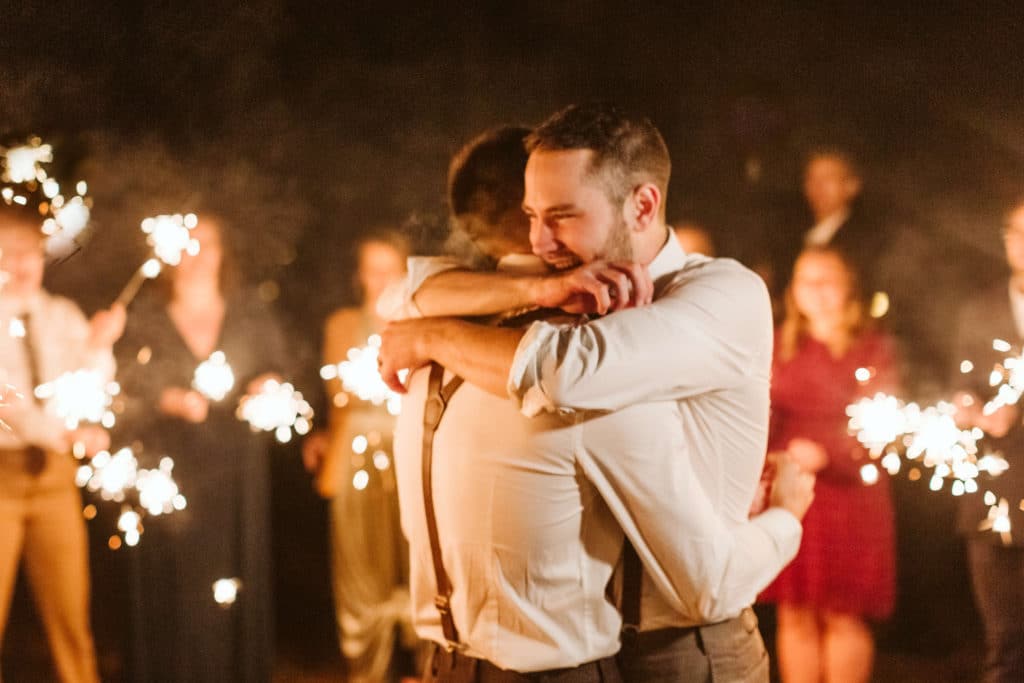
[954, 390, 1019, 439]
[785, 438, 829, 473]
[159, 387, 210, 423]
[770, 453, 816, 521]
[87, 303, 127, 350]
[66, 425, 111, 458]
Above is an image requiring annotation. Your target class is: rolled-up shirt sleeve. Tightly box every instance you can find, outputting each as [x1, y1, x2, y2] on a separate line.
[508, 261, 773, 416]
[376, 256, 465, 321]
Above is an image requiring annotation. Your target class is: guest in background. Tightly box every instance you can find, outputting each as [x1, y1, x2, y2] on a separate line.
[952, 199, 1024, 683]
[115, 214, 286, 683]
[0, 203, 124, 683]
[759, 246, 897, 683]
[762, 149, 890, 313]
[302, 232, 417, 683]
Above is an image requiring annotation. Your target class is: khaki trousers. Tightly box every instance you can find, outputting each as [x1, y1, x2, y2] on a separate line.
[0, 449, 100, 683]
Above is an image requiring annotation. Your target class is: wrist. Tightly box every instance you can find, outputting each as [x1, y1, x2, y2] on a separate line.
[524, 273, 550, 308]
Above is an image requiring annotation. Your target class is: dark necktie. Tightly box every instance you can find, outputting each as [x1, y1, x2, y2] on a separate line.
[19, 312, 47, 472]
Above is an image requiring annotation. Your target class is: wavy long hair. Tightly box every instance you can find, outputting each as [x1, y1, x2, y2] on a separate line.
[778, 245, 870, 362]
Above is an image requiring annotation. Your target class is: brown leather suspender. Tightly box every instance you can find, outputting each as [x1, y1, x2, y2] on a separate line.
[422, 361, 465, 649]
[619, 538, 642, 654]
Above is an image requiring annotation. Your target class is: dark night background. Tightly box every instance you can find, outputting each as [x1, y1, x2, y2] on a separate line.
[5, 1, 1024, 680]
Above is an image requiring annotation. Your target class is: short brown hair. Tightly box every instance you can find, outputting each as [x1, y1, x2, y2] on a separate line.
[805, 146, 862, 181]
[447, 126, 530, 243]
[526, 103, 671, 212]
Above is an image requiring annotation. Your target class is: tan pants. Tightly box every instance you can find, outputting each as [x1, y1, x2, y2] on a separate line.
[0, 449, 100, 683]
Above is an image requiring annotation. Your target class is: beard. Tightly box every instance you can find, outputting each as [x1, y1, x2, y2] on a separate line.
[598, 213, 634, 262]
[544, 214, 634, 271]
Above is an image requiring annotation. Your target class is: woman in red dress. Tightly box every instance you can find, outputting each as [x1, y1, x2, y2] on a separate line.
[760, 246, 897, 683]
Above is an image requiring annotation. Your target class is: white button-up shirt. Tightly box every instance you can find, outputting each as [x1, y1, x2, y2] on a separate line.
[393, 237, 800, 669]
[507, 236, 799, 630]
[0, 290, 114, 451]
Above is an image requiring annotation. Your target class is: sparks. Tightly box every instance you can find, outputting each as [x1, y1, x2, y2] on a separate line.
[236, 379, 314, 443]
[78, 447, 139, 502]
[141, 213, 200, 266]
[136, 457, 186, 516]
[321, 334, 404, 416]
[192, 351, 235, 401]
[2, 140, 52, 183]
[34, 369, 119, 429]
[846, 392, 909, 455]
[213, 578, 242, 606]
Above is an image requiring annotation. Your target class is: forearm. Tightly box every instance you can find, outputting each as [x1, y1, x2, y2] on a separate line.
[413, 270, 540, 318]
[418, 318, 526, 397]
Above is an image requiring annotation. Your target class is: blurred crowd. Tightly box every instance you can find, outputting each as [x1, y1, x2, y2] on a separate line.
[1, 105, 1022, 683]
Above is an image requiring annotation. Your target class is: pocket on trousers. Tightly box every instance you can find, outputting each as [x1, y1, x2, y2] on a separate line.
[705, 613, 769, 682]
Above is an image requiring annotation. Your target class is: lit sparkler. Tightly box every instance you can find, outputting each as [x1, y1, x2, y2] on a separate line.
[320, 334, 403, 416]
[979, 497, 1013, 545]
[236, 379, 314, 443]
[192, 351, 235, 401]
[846, 393, 910, 456]
[136, 456, 187, 516]
[846, 384, 1007, 496]
[213, 578, 241, 606]
[117, 507, 143, 547]
[982, 341, 1024, 416]
[2, 138, 93, 258]
[115, 213, 200, 306]
[77, 447, 139, 502]
[2, 140, 52, 183]
[34, 369, 119, 429]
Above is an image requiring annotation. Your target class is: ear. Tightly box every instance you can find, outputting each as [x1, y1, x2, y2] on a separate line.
[629, 183, 661, 232]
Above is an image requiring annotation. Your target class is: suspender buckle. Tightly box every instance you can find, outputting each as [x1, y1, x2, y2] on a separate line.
[434, 594, 452, 615]
[423, 395, 446, 430]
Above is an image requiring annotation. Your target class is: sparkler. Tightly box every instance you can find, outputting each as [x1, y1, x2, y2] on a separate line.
[846, 388, 1007, 497]
[117, 507, 143, 547]
[846, 393, 909, 456]
[34, 369, 119, 429]
[192, 351, 235, 401]
[979, 497, 1013, 545]
[2, 138, 92, 258]
[115, 213, 200, 306]
[981, 341, 1024, 416]
[236, 379, 313, 443]
[213, 578, 241, 606]
[77, 447, 139, 502]
[136, 456, 187, 516]
[320, 334, 403, 416]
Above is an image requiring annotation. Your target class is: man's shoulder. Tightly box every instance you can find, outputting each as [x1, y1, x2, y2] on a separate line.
[671, 255, 769, 298]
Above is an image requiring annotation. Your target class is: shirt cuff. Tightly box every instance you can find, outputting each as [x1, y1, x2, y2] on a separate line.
[751, 507, 803, 563]
[379, 256, 466, 321]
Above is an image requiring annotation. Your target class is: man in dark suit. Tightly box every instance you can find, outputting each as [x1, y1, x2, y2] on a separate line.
[952, 199, 1024, 683]
[762, 149, 891, 316]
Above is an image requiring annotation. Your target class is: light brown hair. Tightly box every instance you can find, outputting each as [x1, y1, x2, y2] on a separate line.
[778, 245, 870, 362]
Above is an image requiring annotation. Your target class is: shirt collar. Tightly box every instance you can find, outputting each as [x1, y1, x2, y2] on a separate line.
[0, 289, 43, 318]
[647, 229, 688, 281]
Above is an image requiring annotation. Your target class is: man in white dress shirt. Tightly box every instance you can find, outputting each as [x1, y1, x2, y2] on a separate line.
[383, 107, 814, 682]
[0, 203, 125, 683]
